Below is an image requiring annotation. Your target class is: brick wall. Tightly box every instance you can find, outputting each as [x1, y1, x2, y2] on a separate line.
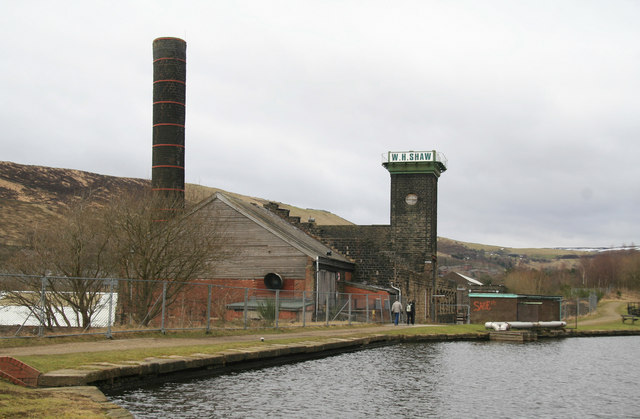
[538, 299, 561, 321]
[470, 296, 519, 323]
[0, 357, 41, 387]
[469, 296, 562, 323]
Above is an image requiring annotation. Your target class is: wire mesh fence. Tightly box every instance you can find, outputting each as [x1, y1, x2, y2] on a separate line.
[561, 294, 599, 322]
[0, 273, 394, 339]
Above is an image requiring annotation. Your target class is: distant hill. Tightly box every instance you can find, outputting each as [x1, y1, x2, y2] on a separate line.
[437, 237, 592, 281]
[0, 161, 352, 257]
[0, 161, 594, 277]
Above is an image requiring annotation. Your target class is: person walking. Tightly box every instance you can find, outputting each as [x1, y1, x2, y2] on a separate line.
[391, 299, 403, 326]
[406, 300, 415, 325]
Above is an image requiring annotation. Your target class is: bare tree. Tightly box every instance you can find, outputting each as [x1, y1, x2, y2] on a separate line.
[502, 268, 551, 295]
[4, 190, 231, 330]
[105, 191, 230, 327]
[621, 248, 640, 289]
[4, 197, 115, 328]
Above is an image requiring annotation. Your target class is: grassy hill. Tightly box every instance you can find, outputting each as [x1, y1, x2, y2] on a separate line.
[0, 161, 594, 276]
[0, 161, 352, 260]
[437, 237, 591, 281]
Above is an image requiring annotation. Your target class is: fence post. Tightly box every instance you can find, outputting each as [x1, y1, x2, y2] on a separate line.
[348, 294, 352, 325]
[558, 299, 563, 322]
[575, 297, 579, 329]
[243, 288, 248, 330]
[206, 284, 212, 334]
[38, 275, 47, 337]
[366, 294, 369, 324]
[106, 278, 115, 339]
[275, 289, 280, 329]
[386, 296, 391, 324]
[302, 291, 306, 327]
[161, 281, 167, 334]
[325, 292, 329, 326]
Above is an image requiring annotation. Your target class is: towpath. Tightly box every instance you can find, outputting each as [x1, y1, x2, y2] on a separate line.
[0, 324, 428, 357]
[577, 300, 626, 326]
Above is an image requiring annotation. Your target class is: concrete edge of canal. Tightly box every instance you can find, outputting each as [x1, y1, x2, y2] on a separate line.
[37, 328, 640, 392]
[38, 333, 483, 391]
[23, 328, 639, 417]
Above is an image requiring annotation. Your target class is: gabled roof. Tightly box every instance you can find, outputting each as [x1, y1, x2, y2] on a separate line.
[196, 192, 354, 270]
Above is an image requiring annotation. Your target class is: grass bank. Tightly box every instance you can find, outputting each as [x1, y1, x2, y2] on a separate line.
[0, 381, 118, 418]
[15, 324, 486, 373]
[1, 321, 638, 418]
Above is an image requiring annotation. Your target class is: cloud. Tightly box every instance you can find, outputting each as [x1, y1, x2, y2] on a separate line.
[1, 1, 639, 248]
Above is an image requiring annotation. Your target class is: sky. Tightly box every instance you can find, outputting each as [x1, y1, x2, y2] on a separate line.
[1, 1, 639, 249]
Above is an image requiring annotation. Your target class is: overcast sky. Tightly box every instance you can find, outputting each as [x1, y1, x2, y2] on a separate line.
[2, 1, 639, 248]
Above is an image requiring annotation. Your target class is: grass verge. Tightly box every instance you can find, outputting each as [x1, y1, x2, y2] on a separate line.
[0, 381, 110, 418]
[0, 322, 637, 418]
[575, 321, 640, 331]
[16, 324, 487, 373]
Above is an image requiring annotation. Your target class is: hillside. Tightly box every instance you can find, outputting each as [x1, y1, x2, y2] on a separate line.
[0, 161, 352, 258]
[0, 161, 594, 276]
[437, 237, 591, 280]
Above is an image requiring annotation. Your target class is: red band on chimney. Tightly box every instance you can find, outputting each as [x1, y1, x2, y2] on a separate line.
[153, 79, 186, 85]
[153, 57, 187, 63]
[153, 101, 185, 106]
[153, 123, 185, 128]
[152, 165, 184, 169]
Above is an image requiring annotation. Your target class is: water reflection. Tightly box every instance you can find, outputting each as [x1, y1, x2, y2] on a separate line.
[109, 336, 640, 418]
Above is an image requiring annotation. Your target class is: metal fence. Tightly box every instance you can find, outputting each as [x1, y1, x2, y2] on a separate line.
[561, 294, 599, 322]
[0, 273, 393, 339]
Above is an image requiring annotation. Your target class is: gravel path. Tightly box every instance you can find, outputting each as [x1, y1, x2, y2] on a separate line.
[577, 300, 626, 326]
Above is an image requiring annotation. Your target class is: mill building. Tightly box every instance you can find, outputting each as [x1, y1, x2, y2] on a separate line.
[151, 37, 458, 323]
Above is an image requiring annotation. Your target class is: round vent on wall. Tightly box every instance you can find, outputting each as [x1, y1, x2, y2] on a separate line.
[264, 273, 284, 290]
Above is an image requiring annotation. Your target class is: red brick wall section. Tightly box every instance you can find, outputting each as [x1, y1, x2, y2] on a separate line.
[202, 278, 305, 293]
[342, 284, 391, 310]
[0, 357, 41, 387]
[469, 297, 519, 323]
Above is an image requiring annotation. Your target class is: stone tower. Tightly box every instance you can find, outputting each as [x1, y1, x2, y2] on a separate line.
[383, 150, 447, 318]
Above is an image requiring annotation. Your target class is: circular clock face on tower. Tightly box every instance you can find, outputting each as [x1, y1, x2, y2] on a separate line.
[405, 193, 418, 205]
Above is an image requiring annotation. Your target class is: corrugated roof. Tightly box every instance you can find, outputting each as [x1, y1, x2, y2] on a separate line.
[455, 272, 484, 286]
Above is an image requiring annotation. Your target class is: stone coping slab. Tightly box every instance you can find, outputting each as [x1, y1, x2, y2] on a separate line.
[37, 329, 640, 391]
[37, 333, 486, 390]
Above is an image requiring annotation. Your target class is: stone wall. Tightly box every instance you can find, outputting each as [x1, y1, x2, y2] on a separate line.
[390, 172, 438, 273]
[301, 224, 395, 287]
[265, 202, 456, 323]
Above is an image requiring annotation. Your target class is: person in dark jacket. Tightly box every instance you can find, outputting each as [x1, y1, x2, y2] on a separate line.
[406, 300, 415, 325]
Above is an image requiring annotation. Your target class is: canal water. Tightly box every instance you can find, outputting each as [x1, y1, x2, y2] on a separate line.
[108, 336, 640, 418]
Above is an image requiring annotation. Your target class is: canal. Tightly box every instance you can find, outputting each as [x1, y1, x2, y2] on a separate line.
[108, 335, 640, 418]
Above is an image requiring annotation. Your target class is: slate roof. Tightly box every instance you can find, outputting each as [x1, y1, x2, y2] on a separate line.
[195, 192, 354, 270]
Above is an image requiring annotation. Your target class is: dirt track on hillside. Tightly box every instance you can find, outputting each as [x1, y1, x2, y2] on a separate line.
[0, 324, 426, 357]
[577, 300, 626, 326]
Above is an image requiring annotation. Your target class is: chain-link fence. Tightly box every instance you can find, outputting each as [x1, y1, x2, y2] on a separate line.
[561, 293, 599, 322]
[0, 273, 393, 339]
